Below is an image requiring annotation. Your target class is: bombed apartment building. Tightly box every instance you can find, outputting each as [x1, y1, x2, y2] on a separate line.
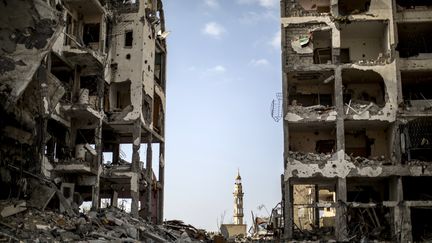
[281, 0, 432, 241]
[0, 0, 167, 228]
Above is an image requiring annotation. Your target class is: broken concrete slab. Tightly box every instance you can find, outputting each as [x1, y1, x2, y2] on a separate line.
[0, 201, 26, 217]
[28, 183, 56, 211]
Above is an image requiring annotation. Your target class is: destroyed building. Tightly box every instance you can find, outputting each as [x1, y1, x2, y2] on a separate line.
[0, 0, 167, 226]
[281, 0, 432, 241]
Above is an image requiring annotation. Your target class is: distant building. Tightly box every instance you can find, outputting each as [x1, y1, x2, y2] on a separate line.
[221, 171, 247, 240]
[233, 170, 244, 225]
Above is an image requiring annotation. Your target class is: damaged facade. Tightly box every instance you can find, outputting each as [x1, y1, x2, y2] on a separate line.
[281, 0, 432, 241]
[0, 0, 167, 227]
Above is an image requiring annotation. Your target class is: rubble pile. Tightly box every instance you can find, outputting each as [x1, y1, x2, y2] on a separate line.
[293, 226, 334, 241]
[0, 204, 209, 242]
[345, 100, 382, 116]
[287, 104, 336, 120]
[164, 220, 210, 242]
[407, 160, 432, 166]
[345, 154, 390, 166]
[288, 151, 332, 164]
[288, 151, 391, 167]
[355, 54, 391, 66]
[346, 207, 392, 242]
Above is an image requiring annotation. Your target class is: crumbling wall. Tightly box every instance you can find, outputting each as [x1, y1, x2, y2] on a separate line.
[341, 63, 397, 122]
[339, 21, 388, 63]
[0, 0, 61, 107]
[290, 130, 335, 153]
[110, 11, 157, 124]
[282, 0, 331, 17]
[284, 23, 331, 68]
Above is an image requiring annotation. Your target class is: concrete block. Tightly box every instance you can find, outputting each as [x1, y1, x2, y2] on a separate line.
[0, 201, 27, 217]
[28, 183, 56, 210]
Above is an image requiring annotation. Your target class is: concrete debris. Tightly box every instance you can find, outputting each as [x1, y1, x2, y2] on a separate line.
[0, 201, 27, 218]
[287, 104, 336, 121]
[288, 151, 332, 164]
[28, 183, 56, 211]
[345, 100, 381, 116]
[0, 205, 208, 242]
[345, 154, 390, 166]
[407, 160, 432, 166]
[164, 220, 210, 242]
[288, 151, 390, 166]
[293, 226, 334, 242]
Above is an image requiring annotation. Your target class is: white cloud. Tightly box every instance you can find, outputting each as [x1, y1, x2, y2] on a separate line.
[207, 65, 226, 73]
[238, 11, 277, 24]
[202, 22, 226, 39]
[205, 0, 219, 8]
[258, 0, 278, 8]
[236, 0, 278, 8]
[249, 58, 270, 66]
[269, 30, 281, 49]
[187, 66, 197, 72]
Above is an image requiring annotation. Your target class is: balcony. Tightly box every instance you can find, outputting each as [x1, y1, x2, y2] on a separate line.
[63, 0, 104, 15]
[53, 144, 99, 175]
[62, 0, 105, 74]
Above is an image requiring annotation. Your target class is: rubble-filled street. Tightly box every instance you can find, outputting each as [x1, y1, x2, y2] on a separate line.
[0, 204, 210, 242]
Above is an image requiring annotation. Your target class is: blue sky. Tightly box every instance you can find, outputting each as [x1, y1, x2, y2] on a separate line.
[162, 0, 283, 231]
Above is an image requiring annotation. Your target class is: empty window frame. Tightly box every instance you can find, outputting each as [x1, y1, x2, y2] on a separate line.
[125, 30, 133, 47]
[83, 23, 100, 46]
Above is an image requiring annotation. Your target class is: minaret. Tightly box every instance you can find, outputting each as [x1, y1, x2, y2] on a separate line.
[233, 170, 244, 225]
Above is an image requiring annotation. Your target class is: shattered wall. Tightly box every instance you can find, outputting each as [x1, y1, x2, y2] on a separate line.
[0, 0, 60, 106]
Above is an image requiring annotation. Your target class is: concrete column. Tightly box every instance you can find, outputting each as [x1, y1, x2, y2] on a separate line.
[36, 64, 49, 174]
[314, 185, 320, 227]
[92, 121, 102, 210]
[390, 177, 410, 242]
[157, 142, 165, 224]
[389, 121, 402, 165]
[112, 143, 120, 164]
[283, 179, 293, 240]
[335, 177, 348, 241]
[144, 137, 153, 222]
[92, 76, 104, 210]
[282, 71, 289, 170]
[334, 67, 345, 151]
[130, 120, 141, 218]
[330, 0, 339, 17]
[400, 207, 413, 243]
[72, 66, 80, 103]
[68, 66, 80, 158]
[111, 191, 118, 208]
